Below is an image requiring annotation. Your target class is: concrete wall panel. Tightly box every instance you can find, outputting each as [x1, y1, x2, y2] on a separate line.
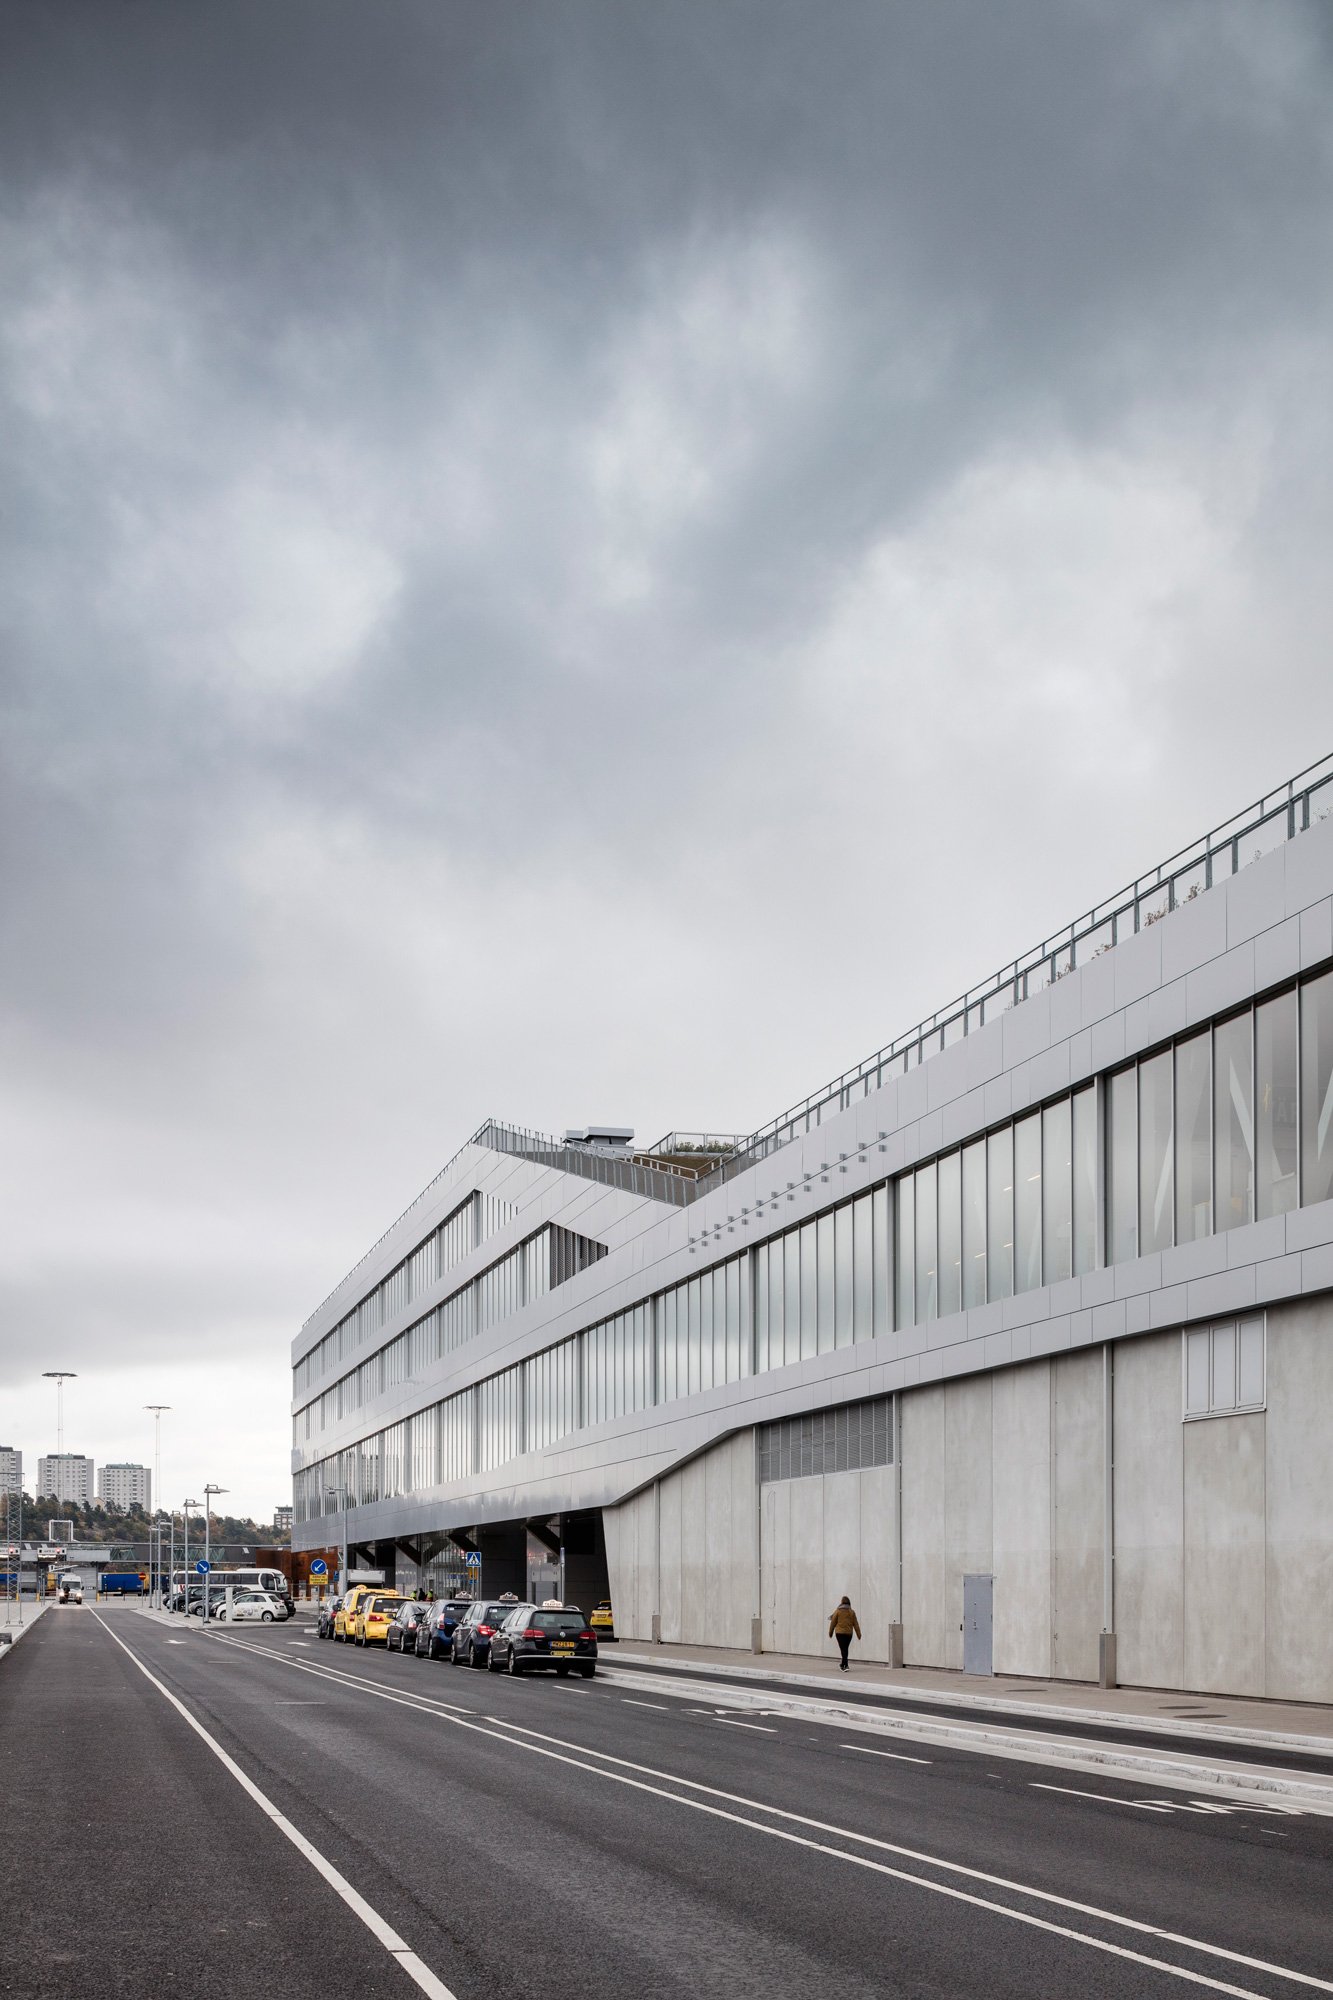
[1183, 1410, 1265, 1696]
[901, 1385, 948, 1666]
[1264, 1299, 1333, 1702]
[1051, 1348, 1103, 1683]
[991, 1363, 1052, 1677]
[1113, 1333, 1183, 1690]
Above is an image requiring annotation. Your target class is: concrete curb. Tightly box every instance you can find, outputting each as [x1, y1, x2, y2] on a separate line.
[612, 1650, 1333, 1760]
[0, 1604, 49, 1659]
[602, 1662, 1333, 1809]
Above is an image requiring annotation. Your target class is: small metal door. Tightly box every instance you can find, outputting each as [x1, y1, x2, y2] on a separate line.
[963, 1573, 993, 1676]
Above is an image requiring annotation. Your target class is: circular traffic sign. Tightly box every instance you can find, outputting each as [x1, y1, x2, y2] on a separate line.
[310, 1558, 328, 1576]
[195, 1559, 211, 1574]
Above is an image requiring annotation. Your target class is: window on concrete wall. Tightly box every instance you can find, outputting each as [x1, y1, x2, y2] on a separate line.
[756, 1396, 893, 1482]
[1175, 1032, 1212, 1243]
[1014, 1112, 1042, 1294]
[438, 1392, 472, 1482]
[476, 1366, 524, 1471]
[987, 1125, 1014, 1300]
[1217, 1012, 1254, 1232]
[1301, 969, 1333, 1208]
[915, 1163, 938, 1322]
[1139, 1050, 1174, 1255]
[656, 1255, 750, 1402]
[1073, 1085, 1097, 1273]
[962, 1139, 987, 1307]
[1256, 992, 1299, 1220]
[895, 1174, 915, 1329]
[938, 1150, 962, 1316]
[526, 1339, 580, 1450]
[583, 1303, 653, 1426]
[1042, 1097, 1072, 1285]
[1183, 1316, 1265, 1418]
[1108, 1065, 1138, 1263]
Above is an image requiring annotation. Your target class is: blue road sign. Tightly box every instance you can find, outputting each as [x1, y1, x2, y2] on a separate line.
[463, 1550, 482, 1570]
[310, 1557, 328, 1576]
[195, 1559, 211, 1574]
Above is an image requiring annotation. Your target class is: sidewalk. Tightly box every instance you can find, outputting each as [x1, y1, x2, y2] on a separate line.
[611, 1641, 1333, 1754]
[0, 1601, 49, 1658]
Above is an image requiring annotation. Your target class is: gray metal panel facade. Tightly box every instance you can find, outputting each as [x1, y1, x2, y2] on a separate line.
[292, 800, 1333, 1553]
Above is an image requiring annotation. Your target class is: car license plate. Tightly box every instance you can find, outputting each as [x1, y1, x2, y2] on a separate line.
[552, 1641, 575, 1654]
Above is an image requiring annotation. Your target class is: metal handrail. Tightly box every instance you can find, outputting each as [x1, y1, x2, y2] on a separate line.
[480, 1120, 701, 1201]
[703, 752, 1333, 1187]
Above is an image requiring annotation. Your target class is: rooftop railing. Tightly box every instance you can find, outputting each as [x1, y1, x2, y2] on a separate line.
[301, 754, 1333, 1327]
[480, 1120, 701, 1204]
[702, 752, 1333, 1189]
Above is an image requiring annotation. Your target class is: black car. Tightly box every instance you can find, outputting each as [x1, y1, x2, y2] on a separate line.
[490, 1605, 598, 1678]
[386, 1602, 432, 1653]
[317, 1594, 342, 1639]
[450, 1596, 529, 1668]
[414, 1598, 473, 1660]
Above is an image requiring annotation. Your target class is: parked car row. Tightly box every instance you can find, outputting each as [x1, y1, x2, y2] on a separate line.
[317, 1591, 599, 1676]
[165, 1583, 290, 1621]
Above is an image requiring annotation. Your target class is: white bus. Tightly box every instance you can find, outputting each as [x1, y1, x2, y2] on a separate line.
[171, 1565, 293, 1613]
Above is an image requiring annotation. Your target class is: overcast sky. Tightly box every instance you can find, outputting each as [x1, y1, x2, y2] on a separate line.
[2, 0, 1331, 1520]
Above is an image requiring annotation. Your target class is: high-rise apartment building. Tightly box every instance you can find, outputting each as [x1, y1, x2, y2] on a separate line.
[36, 1454, 94, 1506]
[0, 1446, 21, 1497]
[97, 1463, 151, 1512]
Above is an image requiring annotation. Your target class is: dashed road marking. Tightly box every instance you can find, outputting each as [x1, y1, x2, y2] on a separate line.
[1032, 1784, 1172, 1813]
[844, 1744, 933, 1766]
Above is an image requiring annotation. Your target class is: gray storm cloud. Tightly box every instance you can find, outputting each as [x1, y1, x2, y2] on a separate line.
[2, 0, 1331, 1512]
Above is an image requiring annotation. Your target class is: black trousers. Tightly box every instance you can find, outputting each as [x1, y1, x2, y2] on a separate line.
[836, 1631, 852, 1666]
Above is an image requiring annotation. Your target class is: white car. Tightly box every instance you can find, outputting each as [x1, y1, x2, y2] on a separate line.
[213, 1589, 283, 1623]
[57, 1573, 83, 1604]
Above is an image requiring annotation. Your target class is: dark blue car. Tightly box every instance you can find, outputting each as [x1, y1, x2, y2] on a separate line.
[413, 1597, 475, 1660]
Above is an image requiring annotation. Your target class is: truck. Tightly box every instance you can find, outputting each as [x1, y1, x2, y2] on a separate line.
[99, 1570, 145, 1595]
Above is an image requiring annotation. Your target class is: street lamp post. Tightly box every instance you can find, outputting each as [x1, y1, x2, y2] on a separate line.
[42, 1372, 78, 1498]
[202, 1485, 227, 1622]
[325, 1484, 347, 1592]
[144, 1407, 170, 1600]
[182, 1499, 197, 1617]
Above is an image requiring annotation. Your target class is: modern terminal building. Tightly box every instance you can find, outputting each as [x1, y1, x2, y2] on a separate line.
[293, 758, 1333, 1702]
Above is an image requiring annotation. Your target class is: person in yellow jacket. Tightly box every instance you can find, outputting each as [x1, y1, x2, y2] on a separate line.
[828, 1595, 861, 1671]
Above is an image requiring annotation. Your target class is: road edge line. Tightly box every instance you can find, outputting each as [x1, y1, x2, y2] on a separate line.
[90, 1613, 456, 2000]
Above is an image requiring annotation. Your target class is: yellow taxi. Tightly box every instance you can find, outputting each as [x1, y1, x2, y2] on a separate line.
[333, 1585, 379, 1642]
[589, 1599, 616, 1642]
[352, 1591, 408, 1646]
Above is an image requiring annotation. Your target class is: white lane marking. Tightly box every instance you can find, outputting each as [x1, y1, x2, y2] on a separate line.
[600, 1667, 1333, 1808]
[844, 1745, 933, 1766]
[90, 1615, 457, 2000]
[1032, 1784, 1173, 1813]
[209, 1635, 1332, 1998]
[717, 1720, 778, 1734]
[622, 1699, 669, 1711]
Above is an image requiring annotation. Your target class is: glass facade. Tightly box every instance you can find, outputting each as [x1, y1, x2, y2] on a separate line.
[294, 1223, 606, 1437]
[1104, 973, 1330, 1261]
[753, 1189, 889, 1369]
[895, 1086, 1095, 1327]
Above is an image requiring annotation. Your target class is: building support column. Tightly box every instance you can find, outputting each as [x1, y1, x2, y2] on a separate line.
[1099, 1342, 1117, 1689]
[887, 1389, 904, 1669]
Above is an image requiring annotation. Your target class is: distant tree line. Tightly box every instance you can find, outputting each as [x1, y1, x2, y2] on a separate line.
[3, 1493, 289, 1546]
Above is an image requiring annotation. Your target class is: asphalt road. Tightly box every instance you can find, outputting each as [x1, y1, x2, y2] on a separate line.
[1, 1606, 1330, 2000]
